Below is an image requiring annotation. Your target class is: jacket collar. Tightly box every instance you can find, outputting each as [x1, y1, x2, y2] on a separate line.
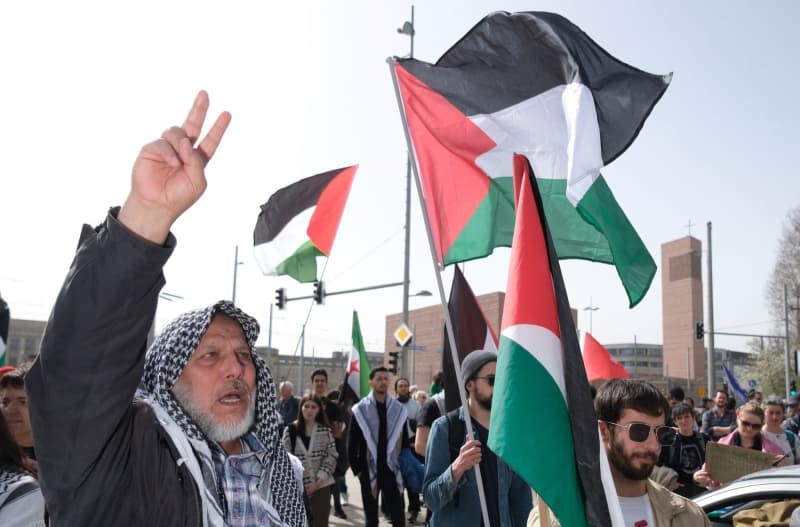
[646, 478, 687, 520]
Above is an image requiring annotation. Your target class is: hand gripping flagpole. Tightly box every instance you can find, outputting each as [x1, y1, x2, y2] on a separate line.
[388, 56, 492, 527]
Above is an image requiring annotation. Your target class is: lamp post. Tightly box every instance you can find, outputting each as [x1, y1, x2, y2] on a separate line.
[583, 297, 599, 334]
[398, 6, 415, 378]
[231, 245, 244, 305]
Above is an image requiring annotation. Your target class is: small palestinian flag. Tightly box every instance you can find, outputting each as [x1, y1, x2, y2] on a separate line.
[583, 332, 629, 383]
[392, 11, 670, 307]
[254, 166, 357, 283]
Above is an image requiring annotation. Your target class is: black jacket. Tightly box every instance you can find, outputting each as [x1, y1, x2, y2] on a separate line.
[26, 211, 202, 526]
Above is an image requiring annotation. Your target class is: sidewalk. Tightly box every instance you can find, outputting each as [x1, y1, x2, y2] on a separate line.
[328, 470, 426, 527]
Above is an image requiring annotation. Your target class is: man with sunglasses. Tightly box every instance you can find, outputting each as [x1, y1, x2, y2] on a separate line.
[596, 379, 709, 527]
[422, 350, 531, 527]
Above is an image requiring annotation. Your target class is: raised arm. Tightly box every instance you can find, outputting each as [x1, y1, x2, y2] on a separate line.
[26, 92, 230, 502]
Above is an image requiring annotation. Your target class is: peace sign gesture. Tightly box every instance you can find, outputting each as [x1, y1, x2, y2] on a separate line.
[119, 91, 231, 244]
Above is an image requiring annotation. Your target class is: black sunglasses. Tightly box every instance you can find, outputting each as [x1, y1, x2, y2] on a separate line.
[472, 375, 495, 386]
[738, 419, 763, 430]
[606, 421, 676, 446]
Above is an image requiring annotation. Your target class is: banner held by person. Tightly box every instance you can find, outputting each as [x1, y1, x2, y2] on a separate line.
[391, 11, 670, 307]
[254, 165, 357, 283]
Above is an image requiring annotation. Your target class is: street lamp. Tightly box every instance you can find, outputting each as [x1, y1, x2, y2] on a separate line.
[583, 297, 599, 334]
[232, 245, 244, 305]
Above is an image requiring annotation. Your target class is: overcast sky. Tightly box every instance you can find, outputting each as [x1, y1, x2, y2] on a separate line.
[1, 1, 798, 368]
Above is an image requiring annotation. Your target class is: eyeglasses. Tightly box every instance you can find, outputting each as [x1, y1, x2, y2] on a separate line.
[738, 419, 763, 430]
[606, 421, 676, 446]
[472, 375, 495, 386]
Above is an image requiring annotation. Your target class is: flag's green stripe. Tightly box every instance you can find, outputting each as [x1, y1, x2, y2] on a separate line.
[444, 176, 654, 307]
[444, 178, 515, 264]
[351, 312, 371, 397]
[276, 240, 323, 283]
[576, 176, 656, 308]
[489, 335, 586, 527]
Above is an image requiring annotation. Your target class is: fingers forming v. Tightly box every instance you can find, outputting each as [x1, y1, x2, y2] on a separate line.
[197, 111, 232, 164]
[182, 91, 210, 145]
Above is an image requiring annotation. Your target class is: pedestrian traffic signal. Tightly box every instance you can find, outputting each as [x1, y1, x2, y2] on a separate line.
[388, 351, 400, 374]
[313, 280, 325, 305]
[695, 321, 704, 341]
[275, 288, 286, 310]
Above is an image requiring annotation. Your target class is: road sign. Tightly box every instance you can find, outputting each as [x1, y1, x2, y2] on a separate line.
[394, 323, 413, 347]
[696, 387, 706, 398]
[748, 379, 757, 388]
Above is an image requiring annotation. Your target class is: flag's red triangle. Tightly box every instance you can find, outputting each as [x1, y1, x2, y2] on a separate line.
[307, 165, 357, 255]
[583, 331, 629, 383]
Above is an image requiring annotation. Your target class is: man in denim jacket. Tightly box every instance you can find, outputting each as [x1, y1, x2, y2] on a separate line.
[422, 350, 531, 526]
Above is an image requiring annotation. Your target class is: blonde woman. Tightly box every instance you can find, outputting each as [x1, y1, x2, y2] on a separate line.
[283, 394, 338, 527]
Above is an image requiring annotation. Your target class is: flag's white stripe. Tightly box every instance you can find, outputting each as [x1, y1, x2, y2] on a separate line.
[254, 207, 315, 275]
[502, 323, 566, 399]
[470, 82, 602, 205]
[597, 427, 625, 526]
[483, 328, 497, 354]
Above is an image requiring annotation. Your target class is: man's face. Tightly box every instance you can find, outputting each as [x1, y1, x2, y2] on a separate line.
[396, 379, 410, 397]
[370, 371, 391, 395]
[467, 361, 496, 411]
[1, 386, 33, 446]
[714, 391, 728, 409]
[172, 315, 256, 442]
[280, 384, 292, 401]
[765, 404, 784, 427]
[312, 374, 328, 397]
[602, 408, 663, 482]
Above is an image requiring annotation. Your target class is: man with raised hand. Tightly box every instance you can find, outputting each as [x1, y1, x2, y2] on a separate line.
[26, 92, 307, 527]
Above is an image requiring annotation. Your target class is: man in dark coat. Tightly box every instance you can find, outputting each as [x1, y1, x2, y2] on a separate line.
[26, 92, 306, 527]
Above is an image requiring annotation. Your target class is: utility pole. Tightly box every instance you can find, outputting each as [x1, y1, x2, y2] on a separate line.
[706, 222, 715, 394]
[785, 285, 792, 398]
[398, 5, 415, 379]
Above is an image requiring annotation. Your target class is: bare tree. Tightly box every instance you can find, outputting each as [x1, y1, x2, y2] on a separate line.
[744, 338, 786, 397]
[766, 205, 800, 354]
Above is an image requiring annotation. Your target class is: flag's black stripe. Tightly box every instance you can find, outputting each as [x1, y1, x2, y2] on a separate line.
[253, 167, 347, 245]
[398, 11, 670, 165]
[442, 266, 492, 413]
[0, 293, 9, 344]
[527, 158, 612, 526]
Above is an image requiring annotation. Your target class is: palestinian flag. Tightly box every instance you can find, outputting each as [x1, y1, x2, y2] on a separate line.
[583, 332, 629, 383]
[340, 311, 371, 413]
[442, 265, 497, 412]
[392, 11, 670, 307]
[488, 155, 619, 527]
[254, 166, 357, 283]
[0, 293, 8, 366]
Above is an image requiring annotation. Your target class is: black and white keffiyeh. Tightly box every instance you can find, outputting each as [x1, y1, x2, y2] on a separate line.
[0, 465, 27, 496]
[141, 300, 305, 527]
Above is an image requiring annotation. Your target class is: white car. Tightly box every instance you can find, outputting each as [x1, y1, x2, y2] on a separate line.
[693, 465, 800, 525]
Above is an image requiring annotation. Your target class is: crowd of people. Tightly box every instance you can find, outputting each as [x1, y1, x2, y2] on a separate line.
[0, 93, 798, 526]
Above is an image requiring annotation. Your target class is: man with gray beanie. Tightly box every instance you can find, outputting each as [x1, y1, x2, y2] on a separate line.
[422, 350, 531, 527]
[26, 92, 306, 526]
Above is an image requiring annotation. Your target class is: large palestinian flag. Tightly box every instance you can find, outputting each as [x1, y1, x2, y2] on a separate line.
[442, 265, 497, 412]
[254, 166, 357, 283]
[392, 11, 670, 307]
[488, 155, 620, 527]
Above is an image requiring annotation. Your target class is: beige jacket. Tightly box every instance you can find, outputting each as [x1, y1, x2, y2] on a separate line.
[528, 479, 710, 527]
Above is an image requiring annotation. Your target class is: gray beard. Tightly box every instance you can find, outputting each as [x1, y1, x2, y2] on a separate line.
[172, 381, 256, 442]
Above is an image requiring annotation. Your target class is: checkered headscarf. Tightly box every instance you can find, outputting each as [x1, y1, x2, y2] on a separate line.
[141, 300, 305, 526]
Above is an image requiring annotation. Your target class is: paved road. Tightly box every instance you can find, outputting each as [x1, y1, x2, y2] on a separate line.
[327, 470, 426, 527]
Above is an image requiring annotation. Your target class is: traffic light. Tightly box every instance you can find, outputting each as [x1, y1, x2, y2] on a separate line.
[388, 351, 400, 374]
[791, 380, 797, 398]
[695, 321, 705, 341]
[275, 288, 286, 310]
[313, 280, 325, 305]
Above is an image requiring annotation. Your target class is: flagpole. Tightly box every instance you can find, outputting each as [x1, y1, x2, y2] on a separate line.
[388, 56, 492, 527]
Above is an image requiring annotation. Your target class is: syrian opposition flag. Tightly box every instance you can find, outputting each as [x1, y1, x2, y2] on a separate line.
[488, 155, 621, 527]
[0, 293, 8, 366]
[340, 311, 371, 412]
[392, 11, 670, 307]
[442, 265, 497, 412]
[583, 332, 629, 383]
[254, 166, 357, 283]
